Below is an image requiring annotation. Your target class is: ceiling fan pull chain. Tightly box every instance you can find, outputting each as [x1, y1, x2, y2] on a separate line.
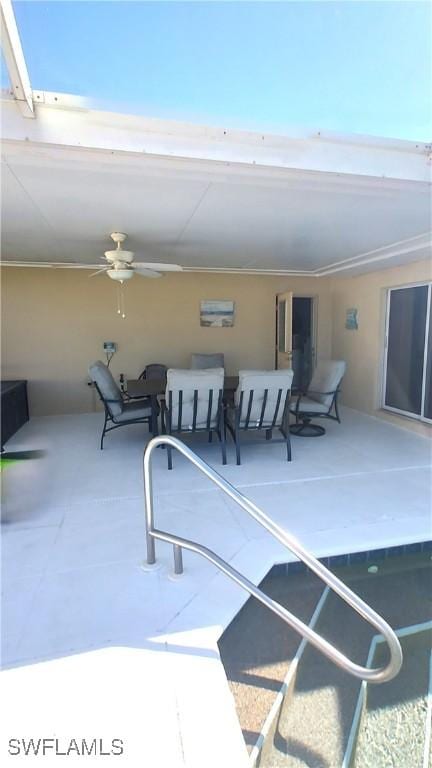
[121, 284, 126, 319]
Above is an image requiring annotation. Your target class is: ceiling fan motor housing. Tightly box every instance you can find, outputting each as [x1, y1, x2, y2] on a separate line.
[104, 249, 134, 264]
[104, 232, 134, 265]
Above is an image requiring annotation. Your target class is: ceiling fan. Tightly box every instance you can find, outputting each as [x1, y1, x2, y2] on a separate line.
[91, 232, 182, 282]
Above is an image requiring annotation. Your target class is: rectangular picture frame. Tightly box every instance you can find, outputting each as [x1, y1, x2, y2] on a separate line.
[345, 308, 359, 330]
[200, 300, 235, 328]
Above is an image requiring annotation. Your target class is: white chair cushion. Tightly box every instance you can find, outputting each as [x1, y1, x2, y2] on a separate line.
[114, 399, 152, 422]
[235, 370, 293, 428]
[88, 360, 123, 416]
[166, 368, 224, 430]
[307, 361, 346, 408]
[295, 396, 329, 415]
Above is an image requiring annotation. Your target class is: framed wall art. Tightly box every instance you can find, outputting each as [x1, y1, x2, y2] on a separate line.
[200, 300, 234, 328]
[345, 308, 359, 330]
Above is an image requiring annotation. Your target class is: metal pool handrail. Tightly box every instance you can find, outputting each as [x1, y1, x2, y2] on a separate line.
[143, 435, 402, 683]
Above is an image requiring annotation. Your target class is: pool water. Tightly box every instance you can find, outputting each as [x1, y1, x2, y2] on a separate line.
[350, 627, 431, 768]
[218, 550, 432, 768]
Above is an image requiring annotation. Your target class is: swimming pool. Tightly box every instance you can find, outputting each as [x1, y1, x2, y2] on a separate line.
[218, 546, 432, 768]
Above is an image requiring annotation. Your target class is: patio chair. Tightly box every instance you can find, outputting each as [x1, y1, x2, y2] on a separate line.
[89, 360, 157, 449]
[290, 360, 346, 436]
[226, 370, 293, 465]
[162, 368, 226, 469]
[191, 352, 225, 369]
[138, 363, 168, 382]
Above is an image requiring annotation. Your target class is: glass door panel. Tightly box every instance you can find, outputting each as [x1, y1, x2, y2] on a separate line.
[276, 291, 293, 370]
[423, 305, 432, 420]
[385, 286, 428, 415]
[278, 300, 286, 353]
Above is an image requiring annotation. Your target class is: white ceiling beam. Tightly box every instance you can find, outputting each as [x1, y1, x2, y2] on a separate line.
[1, 94, 430, 182]
[2, 232, 430, 277]
[0, 0, 34, 117]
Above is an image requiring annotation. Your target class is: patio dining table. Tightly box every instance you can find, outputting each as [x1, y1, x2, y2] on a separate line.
[126, 376, 239, 399]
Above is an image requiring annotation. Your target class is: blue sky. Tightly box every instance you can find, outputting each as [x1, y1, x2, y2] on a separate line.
[4, 1, 432, 141]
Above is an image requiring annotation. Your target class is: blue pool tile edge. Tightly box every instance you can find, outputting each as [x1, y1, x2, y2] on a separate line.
[271, 540, 432, 576]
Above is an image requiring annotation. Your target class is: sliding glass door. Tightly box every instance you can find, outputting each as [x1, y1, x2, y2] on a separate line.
[383, 283, 432, 422]
[424, 306, 432, 420]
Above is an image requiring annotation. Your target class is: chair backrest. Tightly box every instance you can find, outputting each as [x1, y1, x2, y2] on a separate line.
[166, 368, 224, 431]
[235, 370, 294, 428]
[191, 353, 225, 370]
[88, 360, 123, 416]
[308, 360, 346, 408]
[141, 363, 168, 381]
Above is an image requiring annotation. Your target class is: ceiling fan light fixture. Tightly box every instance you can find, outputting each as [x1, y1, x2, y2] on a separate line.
[107, 268, 134, 282]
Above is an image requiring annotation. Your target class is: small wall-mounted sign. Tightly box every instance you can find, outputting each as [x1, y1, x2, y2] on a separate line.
[345, 308, 358, 330]
[103, 341, 117, 367]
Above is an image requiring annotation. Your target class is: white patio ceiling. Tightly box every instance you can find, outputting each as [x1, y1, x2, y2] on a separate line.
[2, 94, 431, 277]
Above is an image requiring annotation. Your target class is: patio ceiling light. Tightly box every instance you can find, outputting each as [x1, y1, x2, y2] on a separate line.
[106, 268, 134, 282]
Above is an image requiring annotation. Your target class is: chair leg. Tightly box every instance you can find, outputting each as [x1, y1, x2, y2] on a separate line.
[235, 425, 241, 466]
[160, 405, 167, 447]
[167, 445, 173, 470]
[151, 399, 159, 437]
[280, 424, 292, 461]
[265, 429, 272, 440]
[100, 413, 109, 450]
[286, 433, 292, 462]
[217, 428, 227, 465]
[208, 431, 213, 443]
[290, 418, 325, 437]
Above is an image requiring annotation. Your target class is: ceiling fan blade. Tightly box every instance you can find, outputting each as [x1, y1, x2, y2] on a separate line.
[135, 268, 162, 279]
[134, 262, 183, 272]
[89, 267, 108, 277]
[1, 261, 102, 270]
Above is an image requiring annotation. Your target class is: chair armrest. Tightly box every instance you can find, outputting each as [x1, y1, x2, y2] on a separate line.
[123, 391, 151, 402]
[293, 387, 341, 415]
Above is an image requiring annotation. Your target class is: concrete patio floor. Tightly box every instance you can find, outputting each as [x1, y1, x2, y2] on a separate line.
[1, 408, 431, 767]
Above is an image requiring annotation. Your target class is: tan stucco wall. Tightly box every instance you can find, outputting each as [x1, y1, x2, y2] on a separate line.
[3, 260, 431, 434]
[1, 268, 332, 416]
[330, 258, 432, 437]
